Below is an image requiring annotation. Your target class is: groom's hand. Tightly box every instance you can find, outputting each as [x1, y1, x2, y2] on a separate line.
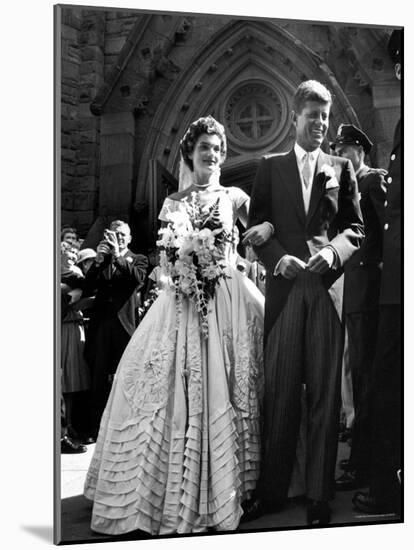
[242, 222, 274, 246]
[278, 255, 307, 279]
[307, 248, 335, 274]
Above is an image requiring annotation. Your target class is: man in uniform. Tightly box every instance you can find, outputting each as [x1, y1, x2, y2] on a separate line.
[330, 124, 386, 491]
[353, 28, 402, 515]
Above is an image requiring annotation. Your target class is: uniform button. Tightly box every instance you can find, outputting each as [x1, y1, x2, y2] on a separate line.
[360, 261, 364, 266]
[387, 176, 393, 184]
[384, 200, 388, 207]
[384, 223, 389, 230]
[390, 154, 396, 161]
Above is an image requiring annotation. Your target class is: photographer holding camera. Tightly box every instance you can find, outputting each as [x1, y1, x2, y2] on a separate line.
[83, 220, 148, 437]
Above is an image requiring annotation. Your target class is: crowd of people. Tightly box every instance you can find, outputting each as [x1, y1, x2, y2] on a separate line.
[60, 30, 402, 536]
[60, 222, 149, 452]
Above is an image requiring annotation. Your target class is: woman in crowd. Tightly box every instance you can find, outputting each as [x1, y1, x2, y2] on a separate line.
[61, 242, 91, 441]
[84, 116, 273, 536]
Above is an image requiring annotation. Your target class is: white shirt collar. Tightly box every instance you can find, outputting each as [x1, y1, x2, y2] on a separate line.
[294, 142, 320, 164]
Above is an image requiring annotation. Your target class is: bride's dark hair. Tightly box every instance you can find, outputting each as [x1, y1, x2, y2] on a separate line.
[180, 115, 227, 171]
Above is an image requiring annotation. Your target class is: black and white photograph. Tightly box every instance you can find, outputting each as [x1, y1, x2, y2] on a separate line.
[2, 0, 410, 548]
[53, 2, 403, 545]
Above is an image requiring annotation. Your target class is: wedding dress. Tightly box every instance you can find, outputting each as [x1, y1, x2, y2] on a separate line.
[84, 186, 264, 535]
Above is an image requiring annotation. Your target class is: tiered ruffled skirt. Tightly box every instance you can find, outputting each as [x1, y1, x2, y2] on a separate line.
[84, 267, 264, 535]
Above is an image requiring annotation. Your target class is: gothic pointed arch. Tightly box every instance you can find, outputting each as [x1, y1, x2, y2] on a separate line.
[135, 19, 361, 202]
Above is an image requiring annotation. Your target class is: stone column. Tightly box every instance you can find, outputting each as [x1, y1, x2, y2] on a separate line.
[99, 111, 135, 219]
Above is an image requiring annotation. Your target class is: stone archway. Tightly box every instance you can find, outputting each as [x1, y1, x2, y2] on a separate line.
[135, 19, 361, 208]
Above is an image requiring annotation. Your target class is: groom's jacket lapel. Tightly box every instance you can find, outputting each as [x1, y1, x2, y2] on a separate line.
[276, 150, 336, 226]
[306, 151, 330, 224]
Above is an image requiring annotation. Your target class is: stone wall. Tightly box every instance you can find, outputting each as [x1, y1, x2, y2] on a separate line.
[104, 10, 142, 79]
[60, 7, 136, 235]
[60, 7, 82, 230]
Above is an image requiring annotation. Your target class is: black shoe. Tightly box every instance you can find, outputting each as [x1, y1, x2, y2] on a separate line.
[67, 426, 81, 441]
[337, 469, 368, 491]
[335, 471, 358, 491]
[76, 432, 96, 445]
[82, 435, 96, 445]
[352, 491, 398, 515]
[241, 498, 284, 523]
[61, 435, 87, 454]
[307, 500, 331, 526]
[241, 498, 263, 523]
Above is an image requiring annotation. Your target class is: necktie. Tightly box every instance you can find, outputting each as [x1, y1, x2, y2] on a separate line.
[302, 153, 313, 188]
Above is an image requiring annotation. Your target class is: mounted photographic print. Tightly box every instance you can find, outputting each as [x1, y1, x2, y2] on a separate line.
[54, 2, 403, 545]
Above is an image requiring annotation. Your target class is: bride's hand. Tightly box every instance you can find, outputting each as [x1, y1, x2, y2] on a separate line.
[242, 222, 274, 246]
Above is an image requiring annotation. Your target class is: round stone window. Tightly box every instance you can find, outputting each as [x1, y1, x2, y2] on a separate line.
[224, 82, 285, 150]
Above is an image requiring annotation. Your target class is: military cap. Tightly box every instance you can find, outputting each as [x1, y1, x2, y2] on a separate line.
[388, 29, 402, 64]
[330, 123, 373, 154]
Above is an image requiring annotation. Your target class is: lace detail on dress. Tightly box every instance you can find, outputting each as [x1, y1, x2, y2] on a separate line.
[122, 321, 177, 413]
[234, 319, 264, 415]
[222, 318, 264, 416]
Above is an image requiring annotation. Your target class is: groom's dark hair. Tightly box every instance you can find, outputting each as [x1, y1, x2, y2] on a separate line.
[293, 80, 332, 113]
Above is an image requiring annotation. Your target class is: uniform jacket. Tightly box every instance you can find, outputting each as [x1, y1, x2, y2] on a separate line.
[84, 249, 148, 336]
[344, 165, 386, 313]
[380, 120, 401, 305]
[248, 148, 364, 337]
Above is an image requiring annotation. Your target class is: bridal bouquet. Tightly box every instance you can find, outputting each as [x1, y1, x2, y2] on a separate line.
[156, 192, 232, 336]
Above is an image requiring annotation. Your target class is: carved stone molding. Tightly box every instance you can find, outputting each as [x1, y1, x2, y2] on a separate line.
[224, 82, 285, 151]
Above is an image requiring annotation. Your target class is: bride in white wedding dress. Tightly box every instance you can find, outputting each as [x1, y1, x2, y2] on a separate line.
[83, 116, 273, 536]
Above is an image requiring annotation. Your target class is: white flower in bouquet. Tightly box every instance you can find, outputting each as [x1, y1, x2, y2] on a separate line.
[156, 227, 175, 249]
[201, 264, 223, 280]
[164, 207, 191, 230]
[173, 258, 194, 278]
[193, 228, 215, 252]
[196, 250, 214, 267]
[179, 276, 195, 296]
[171, 235, 185, 249]
[178, 235, 196, 259]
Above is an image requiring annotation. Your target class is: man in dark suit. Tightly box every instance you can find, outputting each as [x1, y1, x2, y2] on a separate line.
[246, 80, 364, 525]
[84, 220, 148, 436]
[330, 124, 386, 491]
[353, 29, 402, 515]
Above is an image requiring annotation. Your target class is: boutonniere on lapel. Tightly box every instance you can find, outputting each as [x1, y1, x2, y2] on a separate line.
[126, 256, 133, 263]
[318, 164, 339, 190]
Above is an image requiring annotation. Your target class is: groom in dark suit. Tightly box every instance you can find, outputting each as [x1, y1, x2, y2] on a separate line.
[247, 80, 364, 525]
